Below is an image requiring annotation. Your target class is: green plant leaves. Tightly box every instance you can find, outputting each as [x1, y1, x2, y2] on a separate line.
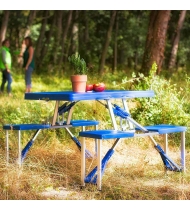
[68, 53, 88, 75]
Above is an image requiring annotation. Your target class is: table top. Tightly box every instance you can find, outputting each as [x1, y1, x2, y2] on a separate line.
[24, 90, 155, 101]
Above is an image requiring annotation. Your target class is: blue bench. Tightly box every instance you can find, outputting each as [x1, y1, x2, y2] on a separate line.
[79, 129, 135, 190]
[3, 124, 51, 130]
[135, 124, 186, 171]
[78, 124, 187, 190]
[79, 129, 135, 139]
[62, 120, 99, 127]
[3, 120, 99, 131]
[135, 124, 187, 134]
[3, 120, 99, 166]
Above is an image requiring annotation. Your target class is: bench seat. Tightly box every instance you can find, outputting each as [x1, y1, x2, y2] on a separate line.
[3, 120, 99, 131]
[79, 130, 135, 139]
[135, 124, 187, 134]
[3, 120, 99, 165]
[63, 120, 99, 127]
[3, 124, 51, 130]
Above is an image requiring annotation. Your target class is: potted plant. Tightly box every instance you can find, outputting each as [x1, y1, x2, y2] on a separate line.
[68, 53, 88, 92]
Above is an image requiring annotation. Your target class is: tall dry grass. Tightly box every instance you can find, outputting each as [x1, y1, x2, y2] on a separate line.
[0, 134, 190, 200]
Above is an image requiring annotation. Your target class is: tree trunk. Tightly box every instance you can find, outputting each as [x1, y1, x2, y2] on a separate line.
[53, 10, 63, 65]
[0, 10, 10, 46]
[71, 10, 79, 55]
[168, 10, 186, 71]
[40, 12, 57, 63]
[99, 10, 117, 75]
[18, 10, 37, 64]
[134, 50, 138, 70]
[35, 10, 49, 71]
[84, 11, 89, 44]
[24, 10, 37, 37]
[141, 10, 171, 75]
[112, 12, 118, 73]
[78, 10, 90, 64]
[134, 13, 141, 71]
[58, 10, 73, 66]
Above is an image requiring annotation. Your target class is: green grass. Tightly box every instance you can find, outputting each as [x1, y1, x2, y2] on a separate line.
[0, 71, 190, 200]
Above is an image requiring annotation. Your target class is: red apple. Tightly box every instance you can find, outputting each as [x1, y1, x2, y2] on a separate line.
[86, 84, 94, 91]
[93, 83, 106, 92]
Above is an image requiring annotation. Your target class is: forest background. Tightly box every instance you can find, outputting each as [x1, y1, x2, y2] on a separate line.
[1, 9, 190, 77]
[1, 1, 190, 206]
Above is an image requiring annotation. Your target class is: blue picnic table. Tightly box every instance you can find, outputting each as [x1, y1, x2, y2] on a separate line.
[3, 90, 186, 190]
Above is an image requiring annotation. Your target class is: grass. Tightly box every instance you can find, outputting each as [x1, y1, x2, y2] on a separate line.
[1, 136, 190, 200]
[0, 71, 190, 201]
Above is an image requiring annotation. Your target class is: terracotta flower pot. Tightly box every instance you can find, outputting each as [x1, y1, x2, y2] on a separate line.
[71, 75, 87, 92]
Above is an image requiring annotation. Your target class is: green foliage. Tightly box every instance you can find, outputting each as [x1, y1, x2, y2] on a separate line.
[30, 23, 41, 42]
[131, 63, 189, 127]
[111, 63, 190, 135]
[3, 10, 190, 74]
[68, 53, 88, 75]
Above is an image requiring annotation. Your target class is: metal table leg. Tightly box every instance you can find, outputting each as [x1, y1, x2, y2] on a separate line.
[181, 131, 186, 171]
[81, 136, 86, 187]
[6, 130, 9, 166]
[164, 134, 168, 155]
[95, 124, 98, 155]
[163, 133, 168, 173]
[18, 130, 21, 168]
[97, 139, 102, 191]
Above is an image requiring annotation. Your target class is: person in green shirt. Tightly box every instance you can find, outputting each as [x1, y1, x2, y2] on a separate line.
[0, 38, 12, 96]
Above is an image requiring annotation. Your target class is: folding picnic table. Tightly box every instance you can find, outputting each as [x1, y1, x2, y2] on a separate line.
[3, 90, 186, 191]
[5, 90, 150, 166]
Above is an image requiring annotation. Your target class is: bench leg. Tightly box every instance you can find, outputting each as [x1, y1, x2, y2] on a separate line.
[52, 101, 59, 126]
[181, 131, 186, 171]
[82, 126, 87, 156]
[106, 99, 118, 130]
[95, 125, 98, 155]
[122, 99, 134, 129]
[82, 124, 99, 156]
[81, 136, 86, 187]
[18, 131, 22, 167]
[5, 130, 9, 166]
[97, 140, 102, 191]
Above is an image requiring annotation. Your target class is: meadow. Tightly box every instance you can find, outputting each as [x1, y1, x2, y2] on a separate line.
[0, 67, 190, 201]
